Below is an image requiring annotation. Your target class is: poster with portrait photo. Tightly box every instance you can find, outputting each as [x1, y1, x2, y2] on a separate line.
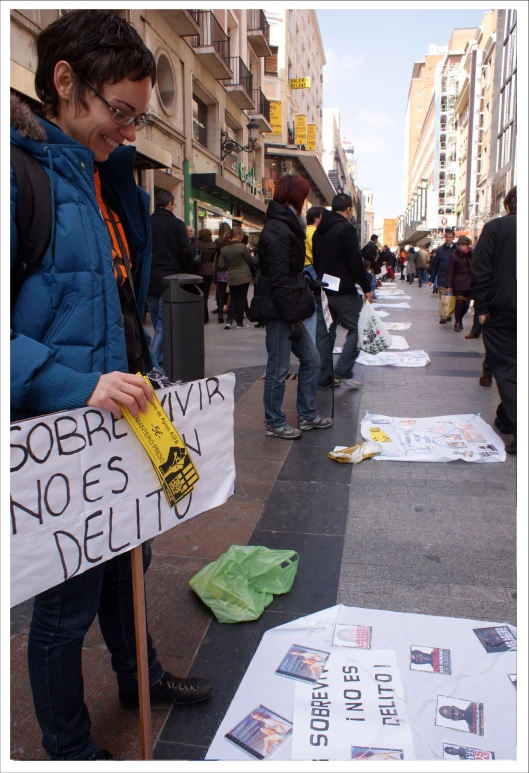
[351, 746, 404, 761]
[224, 705, 292, 760]
[442, 743, 495, 760]
[435, 696, 484, 736]
[275, 644, 330, 684]
[473, 626, 517, 653]
[409, 646, 451, 674]
[333, 624, 372, 649]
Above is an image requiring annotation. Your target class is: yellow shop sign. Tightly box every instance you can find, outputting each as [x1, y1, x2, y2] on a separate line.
[295, 114, 307, 145]
[290, 77, 311, 89]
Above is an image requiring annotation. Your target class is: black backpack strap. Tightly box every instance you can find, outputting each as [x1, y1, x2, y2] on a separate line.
[11, 145, 51, 304]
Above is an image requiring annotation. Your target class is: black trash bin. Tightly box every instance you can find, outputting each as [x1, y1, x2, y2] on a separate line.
[161, 274, 204, 383]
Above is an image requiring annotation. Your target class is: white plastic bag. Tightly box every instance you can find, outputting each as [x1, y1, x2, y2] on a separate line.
[357, 301, 392, 354]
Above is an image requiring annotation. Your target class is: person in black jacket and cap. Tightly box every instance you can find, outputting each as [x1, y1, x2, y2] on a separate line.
[429, 230, 457, 322]
[471, 185, 517, 454]
[249, 174, 333, 438]
[313, 193, 373, 389]
[147, 189, 192, 365]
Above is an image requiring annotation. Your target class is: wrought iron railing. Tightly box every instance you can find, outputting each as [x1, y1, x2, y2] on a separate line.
[221, 57, 253, 96]
[185, 10, 230, 66]
[247, 9, 270, 43]
[249, 89, 271, 122]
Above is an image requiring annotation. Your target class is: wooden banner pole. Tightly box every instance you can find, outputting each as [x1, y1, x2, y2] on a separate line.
[131, 544, 153, 760]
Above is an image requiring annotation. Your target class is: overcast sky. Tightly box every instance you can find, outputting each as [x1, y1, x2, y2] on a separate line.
[317, 8, 488, 219]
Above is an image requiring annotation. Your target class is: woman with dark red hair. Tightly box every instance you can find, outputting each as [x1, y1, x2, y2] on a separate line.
[249, 175, 332, 438]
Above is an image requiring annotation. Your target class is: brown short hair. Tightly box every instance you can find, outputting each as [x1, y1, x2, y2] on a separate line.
[230, 226, 244, 241]
[198, 229, 212, 242]
[35, 10, 156, 118]
[504, 186, 517, 214]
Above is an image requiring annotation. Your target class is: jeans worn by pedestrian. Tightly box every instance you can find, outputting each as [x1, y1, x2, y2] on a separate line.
[302, 264, 318, 344]
[28, 542, 163, 761]
[264, 319, 320, 427]
[147, 295, 164, 366]
[317, 293, 363, 384]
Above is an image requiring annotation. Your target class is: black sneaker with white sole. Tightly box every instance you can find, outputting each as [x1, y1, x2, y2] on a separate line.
[119, 672, 214, 708]
[298, 415, 334, 431]
[265, 423, 302, 439]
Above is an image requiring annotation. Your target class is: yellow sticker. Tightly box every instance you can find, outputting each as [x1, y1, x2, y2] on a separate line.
[120, 375, 199, 506]
[369, 427, 392, 443]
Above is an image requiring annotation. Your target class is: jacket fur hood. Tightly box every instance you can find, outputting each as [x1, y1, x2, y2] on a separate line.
[10, 93, 46, 142]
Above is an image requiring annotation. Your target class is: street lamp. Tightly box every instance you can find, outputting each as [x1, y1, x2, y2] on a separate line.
[220, 120, 260, 161]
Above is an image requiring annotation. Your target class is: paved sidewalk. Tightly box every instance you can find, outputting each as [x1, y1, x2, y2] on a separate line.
[10, 279, 516, 760]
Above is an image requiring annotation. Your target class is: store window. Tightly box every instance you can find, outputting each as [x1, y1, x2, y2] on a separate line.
[196, 204, 232, 237]
[193, 94, 208, 148]
[156, 52, 176, 114]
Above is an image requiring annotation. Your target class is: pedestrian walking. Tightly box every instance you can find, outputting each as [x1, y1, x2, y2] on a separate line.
[10, 10, 213, 762]
[383, 247, 397, 281]
[406, 247, 416, 283]
[414, 246, 429, 286]
[471, 186, 517, 453]
[429, 230, 457, 323]
[446, 236, 473, 331]
[197, 228, 217, 323]
[313, 193, 373, 390]
[249, 174, 332, 438]
[218, 226, 254, 329]
[399, 248, 407, 280]
[303, 206, 325, 342]
[148, 189, 192, 364]
[213, 221, 231, 323]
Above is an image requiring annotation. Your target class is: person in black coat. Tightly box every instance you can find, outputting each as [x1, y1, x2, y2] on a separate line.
[313, 193, 373, 389]
[471, 186, 517, 453]
[249, 175, 332, 439]
[147, 189, 192, 365]
[429, 230, 457, 322]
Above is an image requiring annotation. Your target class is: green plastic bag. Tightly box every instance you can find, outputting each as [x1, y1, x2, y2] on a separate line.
[189, 545, 299, 623]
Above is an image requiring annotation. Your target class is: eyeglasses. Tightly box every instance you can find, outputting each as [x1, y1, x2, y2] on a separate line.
[84, 79, 150, 131]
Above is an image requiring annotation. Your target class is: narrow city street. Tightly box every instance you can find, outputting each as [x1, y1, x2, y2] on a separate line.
[10, 282, 516, 760]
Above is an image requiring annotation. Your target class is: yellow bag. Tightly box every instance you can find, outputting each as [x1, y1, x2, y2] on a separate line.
[439, 292, 456, 318]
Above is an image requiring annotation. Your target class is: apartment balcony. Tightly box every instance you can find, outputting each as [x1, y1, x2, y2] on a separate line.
[247, 88, 272, 132]
[221, 57, 255, 109]
[183, 10, 232, 79]
[158, 9, 200, 36]
[247, 9, 272, 57]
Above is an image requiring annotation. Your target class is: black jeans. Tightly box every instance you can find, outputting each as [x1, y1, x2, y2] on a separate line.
[482, 311, 517, 437]
[227, 283, 250, 326]
[201, 275, 213, 321]
[216, 282, 228, 322]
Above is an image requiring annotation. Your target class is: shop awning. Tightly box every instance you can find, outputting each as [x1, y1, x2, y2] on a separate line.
[191, 173, 267, 220]
[397, 227, 431, 246]
[264, 147, 336, 205]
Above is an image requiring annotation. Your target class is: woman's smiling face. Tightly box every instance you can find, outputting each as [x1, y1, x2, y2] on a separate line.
[54, 65, 152, 161]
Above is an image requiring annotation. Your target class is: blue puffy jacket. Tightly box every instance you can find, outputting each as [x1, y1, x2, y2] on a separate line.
[10, 97, 152, 421]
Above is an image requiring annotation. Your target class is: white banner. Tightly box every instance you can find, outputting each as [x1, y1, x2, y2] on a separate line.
[388, 336, 409, 350]
[206, 604, 516, 761]
[360, 412, 506, 462]
[292, 650, 415, 760]
[375, 294, 411, 300]
[10, 374, 236, 607]
[373, 301, 411, 309]
[357, 350, 430, 367]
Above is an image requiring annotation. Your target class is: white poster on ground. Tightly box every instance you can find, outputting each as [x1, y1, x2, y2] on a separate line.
[376, 294, 411, 300]
[291, 649, 415, 760]
[386, 322, 412, 330]
[373, 301, 411, 309]
[206, 604, 516, 761]
[388, 336, 409, 350]
[357, 350, 430, 367]
[10, 374, 236, 607]
[360, 412, 506, 462]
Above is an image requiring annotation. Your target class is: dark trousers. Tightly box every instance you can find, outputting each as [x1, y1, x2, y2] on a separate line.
[201, 275, 213, 322]
[482, 311, 517, 437]
[216, 282, 228, 322]
[28, 543, 162, 760]
[227, 283, 250, 326]
[454, 296, 471, 326]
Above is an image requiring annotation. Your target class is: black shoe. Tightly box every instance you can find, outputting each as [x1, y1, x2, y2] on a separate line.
[90, 749, 114, 760]
[447, 316, 452, 322]
[119, 672, 214, 709]
[439, 319, 447, 324]
[218, 317, 224, 324]
[317, 378, 341, 390]
[505, 440, 517, 454]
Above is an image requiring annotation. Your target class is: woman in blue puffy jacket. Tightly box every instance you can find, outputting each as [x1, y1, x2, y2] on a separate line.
[10, 10, 212, 761]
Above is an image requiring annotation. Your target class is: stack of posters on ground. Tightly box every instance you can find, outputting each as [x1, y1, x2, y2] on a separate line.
[375, 293, 411, 300]
[206, 604, 516, 761]
[388, 335, 409, 350]
[356, 350, 430, 367]
[373, 301, 411, 310]
[360, 412, 506, 462]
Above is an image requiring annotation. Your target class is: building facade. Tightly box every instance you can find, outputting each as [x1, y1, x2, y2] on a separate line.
[363, 189, 375, 246]
[261, 7, 335, 208]
[10, 8, 277, 241]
